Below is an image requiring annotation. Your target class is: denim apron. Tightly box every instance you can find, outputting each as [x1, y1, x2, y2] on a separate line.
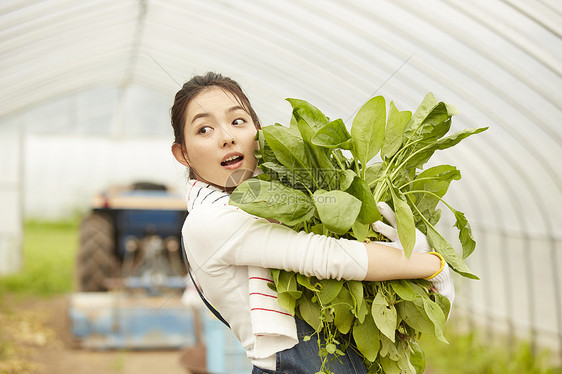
[252, 318, 367, 374]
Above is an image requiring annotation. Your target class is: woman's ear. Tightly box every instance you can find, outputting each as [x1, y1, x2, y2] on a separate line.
[171, 143, 190, 167]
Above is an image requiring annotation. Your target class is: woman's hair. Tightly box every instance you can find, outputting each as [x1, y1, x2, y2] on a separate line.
[170, 71, 261, 148]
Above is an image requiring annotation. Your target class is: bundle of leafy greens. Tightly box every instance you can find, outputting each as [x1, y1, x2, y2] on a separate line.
[230, 93, 487, 373]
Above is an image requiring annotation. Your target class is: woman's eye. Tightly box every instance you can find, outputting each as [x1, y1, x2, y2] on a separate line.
[198, 126, 212, 134]
[232, 118, 245, 126]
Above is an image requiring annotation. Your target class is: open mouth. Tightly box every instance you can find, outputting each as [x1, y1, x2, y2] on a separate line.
[221, 154, 244, 167]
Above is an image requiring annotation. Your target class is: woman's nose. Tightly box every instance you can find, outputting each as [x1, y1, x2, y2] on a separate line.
[222, 138, 235, 147]
[219, 127, 236, 147]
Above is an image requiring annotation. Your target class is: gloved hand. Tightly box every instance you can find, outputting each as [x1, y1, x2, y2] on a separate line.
[371, 202, 430, 254]
[371, 202, 455, 306]
[426, 257, 455, 307]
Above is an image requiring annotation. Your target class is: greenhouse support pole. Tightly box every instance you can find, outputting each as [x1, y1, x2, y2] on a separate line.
[0, 124, 24, 275]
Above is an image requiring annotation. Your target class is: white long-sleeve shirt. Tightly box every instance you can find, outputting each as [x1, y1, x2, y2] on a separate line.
[181, 180, 368, 369]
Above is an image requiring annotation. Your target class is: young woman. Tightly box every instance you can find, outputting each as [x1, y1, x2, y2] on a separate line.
[170, 72, 454, 373]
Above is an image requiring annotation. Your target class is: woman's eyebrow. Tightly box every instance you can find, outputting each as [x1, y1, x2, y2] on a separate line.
[191, 112, 210, 123]
[190, 105, 247, 125]
[227, 105, 246, 113]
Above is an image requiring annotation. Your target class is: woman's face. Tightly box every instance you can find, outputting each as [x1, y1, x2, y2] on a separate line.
[173, 87, 259, 188]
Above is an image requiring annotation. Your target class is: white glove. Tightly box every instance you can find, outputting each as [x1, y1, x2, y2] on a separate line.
[426, 259, 455, 307]
[371, 202, 430, 254]
[372, 202, 455, 306]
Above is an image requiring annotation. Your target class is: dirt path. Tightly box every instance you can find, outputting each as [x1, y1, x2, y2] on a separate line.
[1, 294, 191, 374]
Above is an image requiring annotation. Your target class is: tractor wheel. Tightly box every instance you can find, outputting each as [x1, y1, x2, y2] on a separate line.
[76, 212, 120, 291]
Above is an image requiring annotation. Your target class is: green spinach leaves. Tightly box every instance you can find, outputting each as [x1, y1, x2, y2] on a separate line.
[231, 93, 487, 373]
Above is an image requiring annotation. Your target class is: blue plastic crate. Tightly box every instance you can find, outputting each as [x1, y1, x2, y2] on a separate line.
[69, 292, 196, 349]
[203, 311, 253, 374]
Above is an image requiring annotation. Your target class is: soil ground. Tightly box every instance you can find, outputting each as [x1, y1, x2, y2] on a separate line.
[1, 294, 194, 374]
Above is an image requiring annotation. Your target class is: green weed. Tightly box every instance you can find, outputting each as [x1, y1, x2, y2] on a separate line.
[421, 324, 562, 374]
[0, 219, 79, 297]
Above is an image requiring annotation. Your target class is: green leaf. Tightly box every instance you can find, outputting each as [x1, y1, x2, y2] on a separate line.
[396, 299, 434, 335]
[426, 208, 442, 226]
[283, 271, 302, 299]
[286, 98, 329, 131]
[317, 279, 344, 305]
[409, 281, 431, 298]
[410, 167, 476, 261]
[347, 281, 368, 323]
[365, 162, 384, 187]
[372, 293, 397, 342]
[293, 111, 337, 188]
[346, 177, 381, 224]
[410, 340, 426, 374]
[296, 274, 319, 291]
[259, 161, 314, 190]
[351, 96, 386, 166]
[351, 221, 369, 242]
[332, 149, 351, 169]
[390, 280, 416, 302]
[396, 340, 416, 374]
[379, 334, 400, 360]
[352, 312, 380, 361]
[230, 179, 314, 226]
[436, 126, 488, 149]
[451, 207, 476, 259]
[332, 286, 355, 334]
[262, 124, 312, 170]
[433, 292, 451, 320]
[270, 268, 280, 285]
[309, 224, 324, 235]
[313, 190, 361, 235]
[294, 111, 333, 163]
[426, 103, 454, 138]
[256, 129, 280, 164]
[298, 294, 322, 331]
[380, 355, 401, 374]
[422, 298, 448, 343]
[274, 271, 301, 315]
[412, 102, 453, 141]
[312, 118, 353, 150]
[410, 165, 460, 213]
[389, 184, 416, 257]
[403, 93, 439, 141]
[404, 127, 488, 170]
[277, 292, 296, 315]
[381, 101, 411, 159]
[336, 169, 356, 191]
[425, 224, 479, 279]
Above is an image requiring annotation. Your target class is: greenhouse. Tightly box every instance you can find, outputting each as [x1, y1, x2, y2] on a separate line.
[0, 1, 560, 373]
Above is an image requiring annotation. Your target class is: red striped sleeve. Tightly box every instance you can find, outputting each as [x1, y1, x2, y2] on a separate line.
[250, 308, 292, 317]
[249, 276, 273, 282]
[249, 292, 277, 299]
[249, 277, 273, 283]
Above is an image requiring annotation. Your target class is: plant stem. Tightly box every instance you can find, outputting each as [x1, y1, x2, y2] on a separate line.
[354, 158, 360, 176]
[405, 194, 449, 256]
[369, 138, 426, 202]
[332, 150, 346, 172]
[403, 116, 429, 148]
[389, 141, 435, 180]
[402, 190, 455, 212]
[399, 177, 438, 190]
[385, 137, 426, 173]
[368, 175, 386, 188]
[372, 176, 390, 204]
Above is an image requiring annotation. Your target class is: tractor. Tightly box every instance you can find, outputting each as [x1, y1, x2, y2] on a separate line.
[68, 182, 196, 349]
